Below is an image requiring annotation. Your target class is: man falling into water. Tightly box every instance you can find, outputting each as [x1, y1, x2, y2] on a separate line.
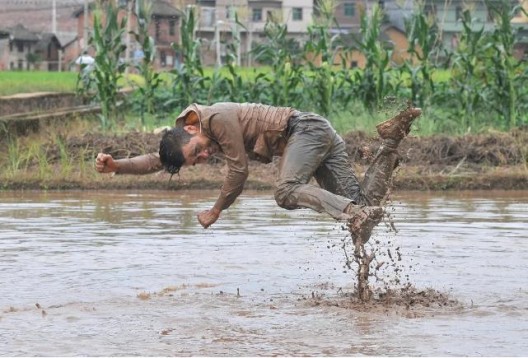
[95, 103, 421, 243]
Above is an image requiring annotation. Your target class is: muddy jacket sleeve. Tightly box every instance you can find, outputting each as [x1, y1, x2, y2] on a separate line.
[209, 116, 249, 212]
[115, 153, 163, 174]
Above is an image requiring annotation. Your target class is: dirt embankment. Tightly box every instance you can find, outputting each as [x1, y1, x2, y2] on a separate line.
[1, 128, 527, 191]
[343, 129, 528, 191]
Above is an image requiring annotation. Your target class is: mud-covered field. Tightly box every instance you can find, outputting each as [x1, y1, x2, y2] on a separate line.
[1, 190, 526, 355]
[1, 127, 527, 190]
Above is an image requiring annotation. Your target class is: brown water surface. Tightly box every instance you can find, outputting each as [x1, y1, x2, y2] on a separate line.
[0, 190, 527, 356]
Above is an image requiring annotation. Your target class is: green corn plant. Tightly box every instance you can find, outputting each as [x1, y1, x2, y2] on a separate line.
[304, 59, 354, 116]
[303, 0, 353, 115]
[353, 4, 393, 110]
[484, 0, 527, 129]
[308, 1, 373, 116]
[224, 61, 246, 102]
[448, 9, 488, 132]
[222, 14, 250, 103]
[205, 70, 228, 103]
[227, 11, 243, 67]
[88, 0, 128, 130]
[252, 20, 304, 107]
[169, 6, 207, 110]
[402, 1, 441, 107]
[245, 71, 275, 103]
[131, 0, 163, 128]
[309, 60, 334, 116]
[306, 0, 339, 64]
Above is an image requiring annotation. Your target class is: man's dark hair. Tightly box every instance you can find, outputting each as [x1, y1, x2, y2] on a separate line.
[159, 127, 193, 175]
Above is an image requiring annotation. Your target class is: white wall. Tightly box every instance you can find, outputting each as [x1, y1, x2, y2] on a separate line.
[283, 0, 313, 33]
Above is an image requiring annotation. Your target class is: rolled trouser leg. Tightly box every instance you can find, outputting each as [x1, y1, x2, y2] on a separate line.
[274, 181, 352, 220]
[313, 136, 364, 205]
[276, 115, 359, 220]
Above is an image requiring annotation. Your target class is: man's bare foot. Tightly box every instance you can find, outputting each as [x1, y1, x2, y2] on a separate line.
[376, 106, 422, 141]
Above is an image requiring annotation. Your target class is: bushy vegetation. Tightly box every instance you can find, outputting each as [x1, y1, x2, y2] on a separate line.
[2, 0, 527, 136]
[81, 0, 128, 130]
[119, 0, 526, 135]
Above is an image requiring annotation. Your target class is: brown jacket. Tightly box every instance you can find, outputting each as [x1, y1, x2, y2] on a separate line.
[176, 102, 296, 211]
[116, 103, 296, 212]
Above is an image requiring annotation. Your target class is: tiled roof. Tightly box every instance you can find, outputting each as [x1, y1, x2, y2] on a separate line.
[73, 0, 181, 18]
[55, 31, 78, 47]
[151, 1, 181, 17]
[6, 24, 39, 42]
[35, 33, 59, 51]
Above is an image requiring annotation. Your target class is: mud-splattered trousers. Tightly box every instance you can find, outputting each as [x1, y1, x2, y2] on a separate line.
[113, 104, 399, 220]
[274, 112, 399, 219]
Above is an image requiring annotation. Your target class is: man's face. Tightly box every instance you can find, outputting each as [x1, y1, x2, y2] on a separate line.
[181, 132, 216, 166]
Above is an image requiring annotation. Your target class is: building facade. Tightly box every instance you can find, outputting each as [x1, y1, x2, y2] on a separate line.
[190, 0, 313, 65]
[73, 0, 182, 70]
[0, 0, 525, 71]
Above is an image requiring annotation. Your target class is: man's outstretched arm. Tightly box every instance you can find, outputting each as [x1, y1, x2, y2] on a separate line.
[95, 152, 163, 175]
[196, 116, 249, 229]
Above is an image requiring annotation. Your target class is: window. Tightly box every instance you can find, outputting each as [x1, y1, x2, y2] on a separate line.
[155, 21, 161, 40]
[202, 8, 215, 26]
[378, 0, 385, 9]
[169, 20, 176, 36]
[424, 4, 436, 17]
[252, 8, 262, 22]
[160, 51, 166, 67]
[344, 3, 355, 17]
[292, 7, 302, 21]
[118, 0, 127, 7]
[350, 60, 358, 68]
[226, 5, 234, 19]
[17, 42, 24, 53]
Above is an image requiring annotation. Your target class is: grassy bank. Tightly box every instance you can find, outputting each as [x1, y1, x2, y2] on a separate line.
[0, 71, 78, 96]
[0, 68, 452, 96]
[0, 67, 521, 137]
[1, 120, 526, 191]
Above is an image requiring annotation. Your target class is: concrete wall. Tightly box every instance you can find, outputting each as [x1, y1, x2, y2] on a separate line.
[0, 92, 84, 118]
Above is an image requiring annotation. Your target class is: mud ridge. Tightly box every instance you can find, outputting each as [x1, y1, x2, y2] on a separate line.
[0, 129, 527, 190]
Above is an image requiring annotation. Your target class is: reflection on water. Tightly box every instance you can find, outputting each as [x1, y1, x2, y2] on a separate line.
[0, 190, 527, 356]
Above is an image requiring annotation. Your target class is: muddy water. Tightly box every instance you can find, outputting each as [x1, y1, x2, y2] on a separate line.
[0, 190, 527, 356]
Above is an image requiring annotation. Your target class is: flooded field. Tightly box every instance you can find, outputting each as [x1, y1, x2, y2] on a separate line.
[0, 189, 527, 356]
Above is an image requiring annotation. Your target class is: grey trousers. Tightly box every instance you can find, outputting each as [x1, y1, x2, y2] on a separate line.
[274, 112, 399, 219]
